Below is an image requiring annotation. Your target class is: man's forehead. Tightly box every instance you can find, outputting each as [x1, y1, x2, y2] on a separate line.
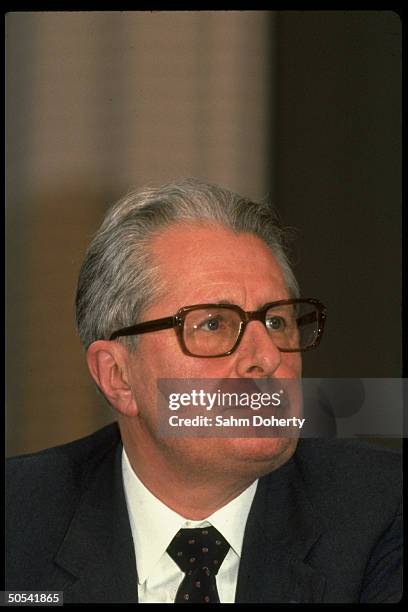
[149, 221, 274, 263]
[146, 222, 289, 311]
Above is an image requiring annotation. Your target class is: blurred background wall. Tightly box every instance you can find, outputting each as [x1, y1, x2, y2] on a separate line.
[6, 11, 401, 455]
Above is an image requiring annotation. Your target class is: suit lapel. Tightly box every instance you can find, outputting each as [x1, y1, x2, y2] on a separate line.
[53, 438, 138, 603]
[235, 456, 326, 603]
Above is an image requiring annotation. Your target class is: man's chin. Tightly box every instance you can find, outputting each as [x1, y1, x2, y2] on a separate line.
[156, 433, 298, 483]
[225, 436, 298, 476]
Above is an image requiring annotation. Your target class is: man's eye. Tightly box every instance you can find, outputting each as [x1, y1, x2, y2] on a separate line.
[199, 317, 222, 332]
[266, 315, 286, 331]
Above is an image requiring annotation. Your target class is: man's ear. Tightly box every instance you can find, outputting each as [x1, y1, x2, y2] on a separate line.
[86, 340, 138, 417]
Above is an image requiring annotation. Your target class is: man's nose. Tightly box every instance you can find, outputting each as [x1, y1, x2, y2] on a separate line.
[233, 320, 282, 378]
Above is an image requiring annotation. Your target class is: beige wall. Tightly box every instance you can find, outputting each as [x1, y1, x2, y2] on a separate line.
[6, 11, 275, 454]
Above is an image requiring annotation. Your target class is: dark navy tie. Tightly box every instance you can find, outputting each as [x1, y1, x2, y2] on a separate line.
[167, 526, 230, 603]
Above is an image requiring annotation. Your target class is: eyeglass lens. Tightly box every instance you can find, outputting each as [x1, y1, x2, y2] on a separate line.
[183, 302, 319, 356]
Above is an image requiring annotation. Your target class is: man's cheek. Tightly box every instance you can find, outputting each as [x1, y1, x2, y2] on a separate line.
[283, 354, 302, 376]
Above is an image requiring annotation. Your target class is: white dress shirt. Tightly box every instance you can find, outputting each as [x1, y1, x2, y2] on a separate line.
[121, 448, 258, 603]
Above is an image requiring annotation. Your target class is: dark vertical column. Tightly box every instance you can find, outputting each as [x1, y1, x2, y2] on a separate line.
[275, 11, 401, 378]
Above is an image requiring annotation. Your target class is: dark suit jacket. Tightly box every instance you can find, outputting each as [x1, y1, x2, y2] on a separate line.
[5, 422, 402, 603]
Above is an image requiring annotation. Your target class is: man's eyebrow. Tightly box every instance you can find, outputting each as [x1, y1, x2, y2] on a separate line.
[213, 300, 277, 309]
[211, 299, 286, 309]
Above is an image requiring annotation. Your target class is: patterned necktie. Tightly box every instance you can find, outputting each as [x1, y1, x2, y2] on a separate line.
[167, 526, 230, 603]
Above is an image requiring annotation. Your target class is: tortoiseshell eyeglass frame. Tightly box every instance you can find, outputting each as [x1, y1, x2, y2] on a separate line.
[109, 298, 327, 358]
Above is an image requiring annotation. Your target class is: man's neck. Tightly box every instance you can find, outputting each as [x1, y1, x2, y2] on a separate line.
[119, 422, 258, 519]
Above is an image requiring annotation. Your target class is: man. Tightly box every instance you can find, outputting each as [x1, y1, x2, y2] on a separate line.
[6, 180, 402, 603]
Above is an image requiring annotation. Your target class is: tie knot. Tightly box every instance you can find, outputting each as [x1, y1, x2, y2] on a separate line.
[167, 526, 230, 576]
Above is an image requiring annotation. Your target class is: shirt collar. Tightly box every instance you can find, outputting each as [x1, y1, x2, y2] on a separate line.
[121, 447, 258, 584]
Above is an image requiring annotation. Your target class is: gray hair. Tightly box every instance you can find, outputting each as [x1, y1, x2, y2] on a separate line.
[75, 178, 299, 351]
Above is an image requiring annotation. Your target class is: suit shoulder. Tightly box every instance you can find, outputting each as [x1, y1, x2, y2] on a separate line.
[295, 438, 401, 482]
[6, 422, 120, 501]
[293, 439, 401, 521]
[6, 423, 122, 592]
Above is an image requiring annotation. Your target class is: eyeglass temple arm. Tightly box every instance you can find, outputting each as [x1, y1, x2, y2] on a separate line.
[110, 316, 175, 340]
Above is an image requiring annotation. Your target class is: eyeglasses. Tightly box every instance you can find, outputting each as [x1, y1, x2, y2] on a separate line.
[109, 298, 327, 358]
